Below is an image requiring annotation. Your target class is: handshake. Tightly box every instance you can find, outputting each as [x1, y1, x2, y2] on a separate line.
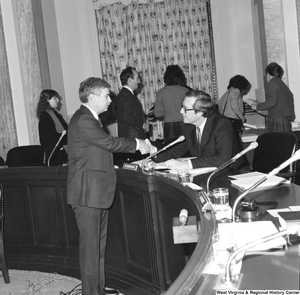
[138, 139, 157, 155]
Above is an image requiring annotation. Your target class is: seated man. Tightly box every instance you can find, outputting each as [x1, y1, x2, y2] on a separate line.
[154, 90, 234, 170]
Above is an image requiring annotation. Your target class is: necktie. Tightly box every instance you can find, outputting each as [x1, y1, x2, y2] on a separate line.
[98, 117, 103, 128]
[196, 126, 202, 148]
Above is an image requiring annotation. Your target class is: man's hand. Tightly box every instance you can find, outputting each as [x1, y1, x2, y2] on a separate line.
[138, 139, 156, 155]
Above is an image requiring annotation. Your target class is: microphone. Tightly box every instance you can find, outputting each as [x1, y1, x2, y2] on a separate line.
[219, 225, 298, 285]
[232, 149, 300, 222]
[47, 130, 67, 167]
[141, 135, 185, 173]
[206, 141, 258, 193]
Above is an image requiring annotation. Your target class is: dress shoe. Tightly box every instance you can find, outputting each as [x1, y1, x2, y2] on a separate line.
[103, 287, 120, 295]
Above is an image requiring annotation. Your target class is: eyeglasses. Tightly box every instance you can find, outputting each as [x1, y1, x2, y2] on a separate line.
[182, 105, 194, 113]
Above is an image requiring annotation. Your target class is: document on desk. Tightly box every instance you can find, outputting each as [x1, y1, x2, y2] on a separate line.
[230, 171, 290, 191]
[132, 158, 217, 176]
[218, 221, 286, 251]
[131, 157, 195, 169]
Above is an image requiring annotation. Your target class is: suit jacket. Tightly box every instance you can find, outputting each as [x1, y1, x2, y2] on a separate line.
[156, 112, 234, 168]
[67, 105, 136, 209]
[116, 87, 145, 139]
[257, 77, 295, 120]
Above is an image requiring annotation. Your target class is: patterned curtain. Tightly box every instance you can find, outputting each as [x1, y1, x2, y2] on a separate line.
[94, 0, 216, 140]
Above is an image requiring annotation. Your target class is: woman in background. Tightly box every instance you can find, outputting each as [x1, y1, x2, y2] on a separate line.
[218, 75, 250, 136]
[36, 89, 68, 165]
[218, 75, 250, 170]
[251, 62, 295, 133]
[154, 65, 191, 144]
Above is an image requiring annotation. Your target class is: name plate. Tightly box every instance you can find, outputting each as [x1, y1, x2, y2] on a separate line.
[198, 190, 215, 212]
[122, 163, 141, 172]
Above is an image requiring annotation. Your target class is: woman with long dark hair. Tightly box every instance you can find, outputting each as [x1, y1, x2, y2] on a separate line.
[36, 89, 68, 165]
[154, 65, 191, 144]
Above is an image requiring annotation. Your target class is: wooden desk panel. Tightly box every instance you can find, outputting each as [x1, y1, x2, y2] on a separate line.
[0, 166, 216, 295]
[2, 165, 298, 293]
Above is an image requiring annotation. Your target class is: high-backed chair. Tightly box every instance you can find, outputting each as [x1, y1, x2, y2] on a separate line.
[252, 132, 298, 183]
[5, 145, 47, 167]
[0, 183, 10, 283]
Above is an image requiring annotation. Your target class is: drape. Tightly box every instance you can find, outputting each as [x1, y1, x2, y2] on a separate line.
[94, 0, 217, 141]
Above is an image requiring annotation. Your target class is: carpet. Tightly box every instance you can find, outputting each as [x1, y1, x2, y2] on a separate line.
[0, 269, 82, 294]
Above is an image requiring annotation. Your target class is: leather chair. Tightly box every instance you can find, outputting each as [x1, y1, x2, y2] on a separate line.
[0, 183, 10, 283]
[5, 145, 47, 167]
[252, 132, 299, 183]
[0, 157, 4, 166]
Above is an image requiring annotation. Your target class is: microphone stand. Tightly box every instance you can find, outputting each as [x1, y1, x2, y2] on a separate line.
[215, 226, 298, 288]
[47, 130, 67, 167]
[232, 149, 300, 222]
[141, 136, 185, 174]
[206, 141, 258, 194]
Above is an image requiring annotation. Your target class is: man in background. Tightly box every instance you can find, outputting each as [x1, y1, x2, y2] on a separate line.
[67, 77, 153, 295]
[116, 66, 146, 139]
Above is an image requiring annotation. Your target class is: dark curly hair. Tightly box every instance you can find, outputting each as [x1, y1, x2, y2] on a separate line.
[36, 89, 59, 119]
[163, 65, 187, 86]
[227, 75, 250, 92]
[265, 62, 284, 78]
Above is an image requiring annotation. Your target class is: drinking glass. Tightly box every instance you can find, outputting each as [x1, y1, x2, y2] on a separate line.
[213, 188, 229, 211]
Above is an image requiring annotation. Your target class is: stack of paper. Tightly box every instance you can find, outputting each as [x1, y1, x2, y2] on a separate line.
[230, 171, 290, 191]
[292, 121, 300, 130]
[241, 134, 258, 143]
[218, 221, 286, 251]
[244, 123, 265, 130]
[277, 211, 300, 231]
[268, 206, 300, 234]
[204, 221, 286, 275]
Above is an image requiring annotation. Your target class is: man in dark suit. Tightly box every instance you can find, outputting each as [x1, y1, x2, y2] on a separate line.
[67, 77, 153, 295]
[155, 90, 234, 170]
[116, 67, 146, 139]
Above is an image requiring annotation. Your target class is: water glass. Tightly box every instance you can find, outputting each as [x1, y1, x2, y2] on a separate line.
[213, 188, 229, 211]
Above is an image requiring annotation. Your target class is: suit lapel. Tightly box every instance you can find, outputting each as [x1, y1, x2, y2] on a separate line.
[201, 115, 214, 148]
[80, 105, 103, 129]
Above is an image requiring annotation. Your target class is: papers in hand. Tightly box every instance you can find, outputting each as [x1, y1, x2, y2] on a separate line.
[230, 171, 290, 191]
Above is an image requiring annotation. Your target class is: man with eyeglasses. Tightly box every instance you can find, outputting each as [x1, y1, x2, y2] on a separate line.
[154, 90, 234, 171]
